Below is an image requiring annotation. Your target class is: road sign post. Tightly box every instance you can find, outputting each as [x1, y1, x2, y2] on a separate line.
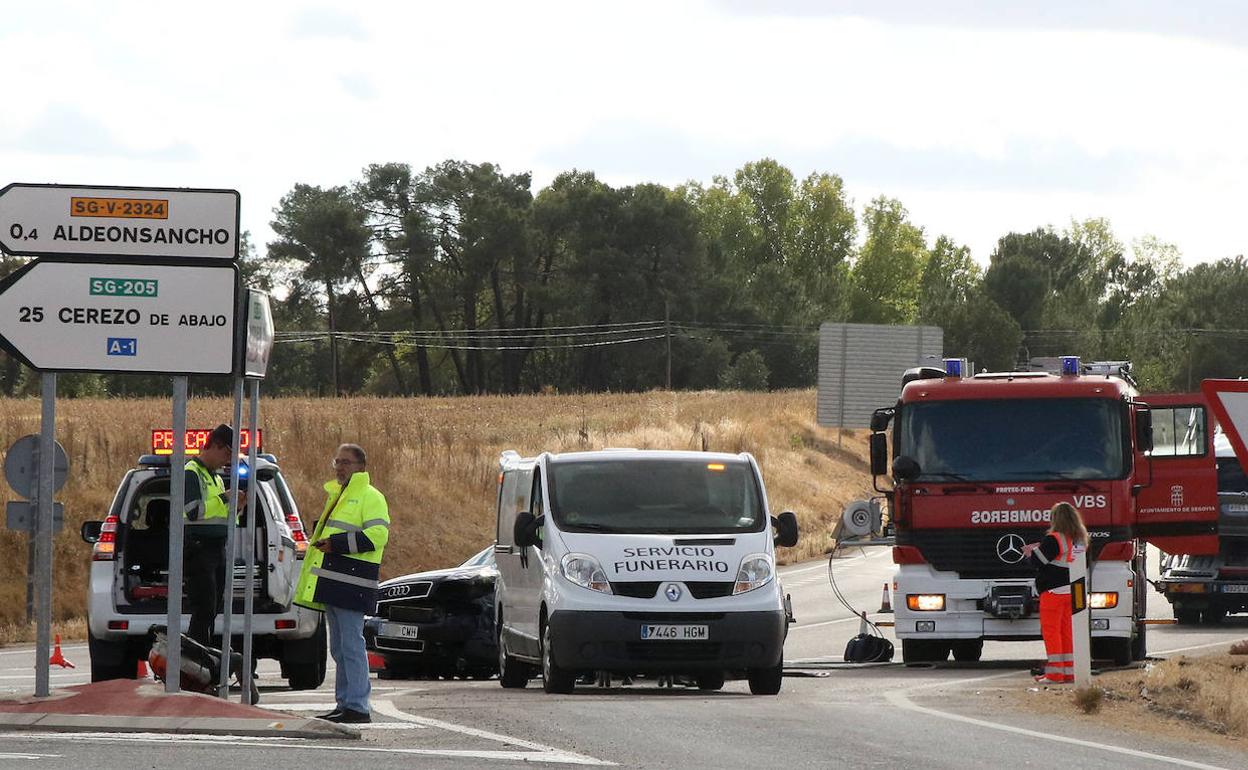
[0, 184, 239, 260]
[241, 378, 260, 705]
[34, 374, 56, 698]
[166, 378, 188, 694]
[218, 379, 245, 699]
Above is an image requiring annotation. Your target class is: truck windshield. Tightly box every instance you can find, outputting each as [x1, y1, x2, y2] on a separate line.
[899, 397, 1126, 481]
[548, 459, 766, 534]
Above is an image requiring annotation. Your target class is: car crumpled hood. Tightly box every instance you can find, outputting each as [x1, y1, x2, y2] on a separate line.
[380, 565, 496, 588]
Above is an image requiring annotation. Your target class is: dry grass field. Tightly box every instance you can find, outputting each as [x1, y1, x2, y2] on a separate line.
[0, 389, 873, 643]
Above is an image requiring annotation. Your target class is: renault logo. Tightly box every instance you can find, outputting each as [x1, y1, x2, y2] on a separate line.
[996, 534, 1026, 564]
[665, 583, 682, 602]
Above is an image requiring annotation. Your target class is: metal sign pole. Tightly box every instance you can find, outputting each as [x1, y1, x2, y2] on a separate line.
[217, 377, 245, 697]
[241, 378, 260, 704]
[166, 376, 188, 694]
[33, 373, 55, 698]
[1071, 544, 1092, 688]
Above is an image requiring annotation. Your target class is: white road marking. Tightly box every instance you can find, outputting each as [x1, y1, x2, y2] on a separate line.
[0, 730, 613, 765]
[0, 752, 62, 760]
[886, 689, 1233, 770]
[1152, 639, 1235, 656]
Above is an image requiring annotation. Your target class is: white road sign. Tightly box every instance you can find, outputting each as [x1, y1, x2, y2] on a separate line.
[0, 183, 240, 260]
[0, 260, 238, 374]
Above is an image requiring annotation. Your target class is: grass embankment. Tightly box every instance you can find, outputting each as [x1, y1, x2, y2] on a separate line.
[0, 389, 872, 644]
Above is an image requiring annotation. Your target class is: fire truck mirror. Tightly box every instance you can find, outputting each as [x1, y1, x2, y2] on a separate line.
[891, 455, 920, 482]
[869, 408, 895, 432]
[869, 434, 889, 476]
[1135, 408, 1153, 453]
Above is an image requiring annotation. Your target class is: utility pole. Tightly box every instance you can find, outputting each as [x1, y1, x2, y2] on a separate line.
[665, 297, 672, 391]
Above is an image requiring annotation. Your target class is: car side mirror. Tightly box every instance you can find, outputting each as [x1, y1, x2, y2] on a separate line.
[81, 521, 103, 544]
[1135, 408, 1153, 453]
[892, 455, 921, 483]
[514, 511, 544, 549]
[256, 468, 277, 482]
[869, 433, 889, 476]
[773, 511, 799, 548]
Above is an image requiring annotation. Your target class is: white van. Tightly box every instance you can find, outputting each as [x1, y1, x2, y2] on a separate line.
[493, 449, 798, 695]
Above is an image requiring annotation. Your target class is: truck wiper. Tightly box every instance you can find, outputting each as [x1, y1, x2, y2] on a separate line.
[1014, 470, 1098, 492]
[919, 472, 994, 493]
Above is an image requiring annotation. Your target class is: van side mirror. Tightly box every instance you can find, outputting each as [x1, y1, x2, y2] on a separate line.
[869, 433, 889, 476]
[513, 511, 544, 549]
[773, 511, 799, 548]
[81, 521, 103, 544]
[1136, 407, 1153, 453]
[869, 408, 895, 432]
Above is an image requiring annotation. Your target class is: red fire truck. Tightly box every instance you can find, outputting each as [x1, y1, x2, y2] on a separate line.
[865, 357, 1219, 665]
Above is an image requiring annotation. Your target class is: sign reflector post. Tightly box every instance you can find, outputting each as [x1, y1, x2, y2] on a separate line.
[1070, 544, 1092, 688]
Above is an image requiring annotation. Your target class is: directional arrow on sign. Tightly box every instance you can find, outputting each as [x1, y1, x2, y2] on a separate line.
[1201, 379, 1248, 473]
[0, 183, 239, 260]
[0, 259, 238, 375]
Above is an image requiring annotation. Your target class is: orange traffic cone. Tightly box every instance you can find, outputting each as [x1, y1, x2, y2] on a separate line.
[878, 583, 893, 614]
[49, 634, 75, 669]
[136, 658, 149, 678]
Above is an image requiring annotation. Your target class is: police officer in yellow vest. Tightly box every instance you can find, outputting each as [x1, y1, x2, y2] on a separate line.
[184, 424, 245, 647]
[296, 443, 389, 724]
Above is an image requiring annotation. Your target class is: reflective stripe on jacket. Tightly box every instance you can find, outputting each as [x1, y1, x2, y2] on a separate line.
[294, 471, 389, 613]
[184, 458, 229, 539]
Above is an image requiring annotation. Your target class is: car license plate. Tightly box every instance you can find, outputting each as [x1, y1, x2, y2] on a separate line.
[1222, 585, 1248, 593]
[640, 624, 708, 640]
[380, 622, 419, 639]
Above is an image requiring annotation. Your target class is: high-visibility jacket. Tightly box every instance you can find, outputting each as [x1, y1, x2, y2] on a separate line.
[184, 458, 230, 540]
[294, 471, 390, 613]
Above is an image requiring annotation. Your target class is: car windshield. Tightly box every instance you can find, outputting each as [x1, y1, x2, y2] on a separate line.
[898, 397, 1126, 482]
[460, 546, 495, 568]
[548, 459, 765, 535]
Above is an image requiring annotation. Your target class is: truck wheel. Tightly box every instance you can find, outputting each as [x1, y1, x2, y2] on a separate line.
[1130, 621, 1147, 662]
[1091, 637, 1131, 667]
[541, 623, 575, 694]
[1174, 607, 1201, 625]
[89, 631, 137, 682]
[951, 640, 983, 662]
[1202, 608, 1226, 625]
[696, 671, 726, 691]
[282, 619, 327, 690]
[497, 625, 530, 689]
[901, 639, 950, 665]
[747, 663, 783, 695]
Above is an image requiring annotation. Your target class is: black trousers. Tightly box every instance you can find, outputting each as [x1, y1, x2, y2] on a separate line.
[185, 537, 227, 647]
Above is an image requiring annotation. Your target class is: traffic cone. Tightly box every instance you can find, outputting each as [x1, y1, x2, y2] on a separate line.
[136, 658, 149, 678]
[878, 583, 893, 614]
[49, 634, 75, 669]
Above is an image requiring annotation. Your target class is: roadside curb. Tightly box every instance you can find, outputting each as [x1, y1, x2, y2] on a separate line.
[0, 712, 359, 739]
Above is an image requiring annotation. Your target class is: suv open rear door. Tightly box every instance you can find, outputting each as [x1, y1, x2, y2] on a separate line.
[260, 485, 298, 607]
[1135, 392, 1219, 555]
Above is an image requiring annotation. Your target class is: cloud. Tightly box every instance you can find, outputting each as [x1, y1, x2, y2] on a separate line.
[289, 5, 369, 41]
[13, 104, 198, 162]
[538, 120, 1155, 194]
[338, 73, 377, 100]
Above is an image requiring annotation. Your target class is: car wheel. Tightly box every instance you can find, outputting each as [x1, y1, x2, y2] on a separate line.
[89, 631, 137, 683]
[696, 671, 725, 691]
[541, 623, 575, 694]
[497, 625, 529, 689]
[284, 621, 327, 690]
[747, 662, 783, 695]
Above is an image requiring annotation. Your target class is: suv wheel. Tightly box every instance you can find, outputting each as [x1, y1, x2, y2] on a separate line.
[88, 631, 137, 682]
[282, 619, 327, 690]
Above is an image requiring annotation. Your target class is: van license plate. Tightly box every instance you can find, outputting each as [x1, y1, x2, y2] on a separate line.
[1222, 585, 1248, 593]
[380, 622, 419, 639]
[640, 625, 708, 640]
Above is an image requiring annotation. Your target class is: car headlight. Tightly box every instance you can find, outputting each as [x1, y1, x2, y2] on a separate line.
[733, 554, 774, 595]
[561, 553, 612, 594]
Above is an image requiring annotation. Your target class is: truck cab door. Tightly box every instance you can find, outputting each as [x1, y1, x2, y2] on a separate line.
[261, 484, 298, 607]
[1134, 392, 1219, 555]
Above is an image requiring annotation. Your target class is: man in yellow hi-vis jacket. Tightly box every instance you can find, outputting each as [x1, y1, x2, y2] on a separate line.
[295, 443, 389, 724]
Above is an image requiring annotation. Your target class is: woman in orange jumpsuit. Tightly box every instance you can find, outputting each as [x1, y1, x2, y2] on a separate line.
[1025, 502, 1087, 684]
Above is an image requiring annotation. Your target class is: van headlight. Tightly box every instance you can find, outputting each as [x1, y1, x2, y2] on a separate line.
[733, 554, 774, 595]
[561, 553, 612, 594]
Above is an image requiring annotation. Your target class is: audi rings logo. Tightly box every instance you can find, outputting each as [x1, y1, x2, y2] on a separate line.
[996, 534, 1026, 564]
[384, 584, 412, 599]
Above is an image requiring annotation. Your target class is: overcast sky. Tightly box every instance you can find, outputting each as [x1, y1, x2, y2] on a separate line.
[3, 1, 1246, 266]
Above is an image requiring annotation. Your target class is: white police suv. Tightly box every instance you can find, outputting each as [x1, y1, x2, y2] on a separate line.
[80, 432, 325, 689]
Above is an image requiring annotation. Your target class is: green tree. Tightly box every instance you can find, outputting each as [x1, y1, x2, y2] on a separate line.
[850, 197, 927, 324]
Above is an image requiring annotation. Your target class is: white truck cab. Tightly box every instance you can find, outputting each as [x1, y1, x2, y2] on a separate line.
[493, 449, 798, 695]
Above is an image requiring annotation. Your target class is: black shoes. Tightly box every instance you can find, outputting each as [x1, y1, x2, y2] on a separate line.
[323, 708, 371, 724]
[316, 709, 342, 720]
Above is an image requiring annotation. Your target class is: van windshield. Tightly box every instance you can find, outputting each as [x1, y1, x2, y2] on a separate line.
[548, 459, 766, 535]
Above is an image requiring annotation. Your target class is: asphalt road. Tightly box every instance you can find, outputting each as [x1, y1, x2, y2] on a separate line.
[3, 549, 1247, 768]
